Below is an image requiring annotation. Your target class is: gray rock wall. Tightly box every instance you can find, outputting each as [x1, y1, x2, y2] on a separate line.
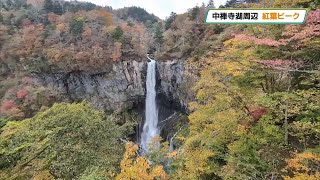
[33, 60, 146, 112]
[32, 59, 195, 113]
[157, 60, 186, 109]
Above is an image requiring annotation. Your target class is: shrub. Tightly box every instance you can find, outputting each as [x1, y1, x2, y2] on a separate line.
[111, 26, 123, 41]
[70, 16, 85, 36]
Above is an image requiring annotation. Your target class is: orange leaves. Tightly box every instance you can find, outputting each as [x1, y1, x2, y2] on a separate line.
[1, 3, 148, 72]
[32, 170, 54, 180]
[118, 22, 150, 57]
[166, 150, 178, 158]
[124, 142, 139, 157]
[284, 173, 320, 180]
[116, 142, 168, 180]
[149, 166, 168, 180]
[283, 151, 320, 179]
[43, 10, 130, 71]
[82, 27, 92, 39]
[75, 51, 91, 64]
[48, 12, 60, 23]
[112, 42, 122, 62]
[22, 25, 44, 40]
[15, 24, 45, 59]
[56, 23, 67, 32]
[88, 9, 113, 26]
[47, 12, 71, 33]
[44, 48, 62, 63]
[130, 23, 150, 56]
[119, 23, 131, 33]
[286, 152, 320, 172]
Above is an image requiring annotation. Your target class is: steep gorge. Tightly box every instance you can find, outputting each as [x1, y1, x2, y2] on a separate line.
[32, 59, 192, 113]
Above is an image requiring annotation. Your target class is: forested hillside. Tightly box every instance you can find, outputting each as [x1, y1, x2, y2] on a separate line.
[158, 0, 320, 179]
[0, 0, 161, 119]
[1, 0, 320, 179]
[0, 0, 155, 72]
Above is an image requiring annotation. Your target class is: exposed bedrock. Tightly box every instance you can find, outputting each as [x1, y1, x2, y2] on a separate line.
[32, 59, 195, 113]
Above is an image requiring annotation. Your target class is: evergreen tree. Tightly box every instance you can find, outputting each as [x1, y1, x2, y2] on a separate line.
[44, 0, 53, 12]
[111, 26, 124, 41]
[4, 0, 13, 10]
[207, 0, 215, 8]
[189, 6, 200, 20]
[154, 23, 164, 51]
[223, 0, 260, 7]
[44, 0, 63, 15]
[52, 0, 63, 15]
[164, 12, 177, 30]
[117, 6, 158, 24]
[69, 16, 85, 36]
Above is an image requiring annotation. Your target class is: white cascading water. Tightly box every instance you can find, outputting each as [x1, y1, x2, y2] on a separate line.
[140, 58, 159, 154]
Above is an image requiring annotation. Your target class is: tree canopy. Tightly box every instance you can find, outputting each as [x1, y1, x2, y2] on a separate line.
[0, 102, 130, 179]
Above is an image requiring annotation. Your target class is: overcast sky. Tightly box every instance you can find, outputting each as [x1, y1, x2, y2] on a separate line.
[68, 0, 228, 19]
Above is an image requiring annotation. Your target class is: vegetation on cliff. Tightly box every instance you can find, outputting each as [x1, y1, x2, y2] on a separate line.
[0, 0, 159, 120]
[0, 102, 131, 179]
[0, 0, 320, 179]
[162, 0, 320, 179]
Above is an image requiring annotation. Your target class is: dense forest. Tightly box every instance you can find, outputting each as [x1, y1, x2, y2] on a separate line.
[0, 0, 320, 179]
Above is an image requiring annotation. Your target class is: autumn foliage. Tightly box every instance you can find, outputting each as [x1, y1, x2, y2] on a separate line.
[283, 152, 320, 180]
[0, 0, 320, 179]
[16, 89, 29, 99]
[0, 100, 24, 119]
[116, 142, 168, 180]
[0, 4, 151, 72]
[0, 100, 17, 111]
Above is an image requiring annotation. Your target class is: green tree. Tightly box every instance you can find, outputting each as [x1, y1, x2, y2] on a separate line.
[189, 6, 200, 20]
[176, 42, 255, 178]
[222, 115, 285, 179]
[116, 6, 158, 24]
[44, 0, 63, 15]
[111, 26, 124, 41]
[154, 23, 164, 51]
[70, 16, 85, 36]
[43, 0, 53, 12]
[0, 13, 3, 23]
[164, 12, 177, 30]
[0, 102, 130, 179]
[207, 0, 215, 8]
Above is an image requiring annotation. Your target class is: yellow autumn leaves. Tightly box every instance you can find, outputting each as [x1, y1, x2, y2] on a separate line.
[116, 142, 169, 180]
[283, 152, 320, 180]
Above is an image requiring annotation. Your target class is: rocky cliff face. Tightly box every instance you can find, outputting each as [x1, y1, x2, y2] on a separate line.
[32, 59, 194, 113]
[156, 60, 193, 111]
[33, 61, 146, 112]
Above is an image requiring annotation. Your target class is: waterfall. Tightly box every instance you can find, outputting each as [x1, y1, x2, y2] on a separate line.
[169, 137, 174, 153]
[140, 58, 159, 154]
